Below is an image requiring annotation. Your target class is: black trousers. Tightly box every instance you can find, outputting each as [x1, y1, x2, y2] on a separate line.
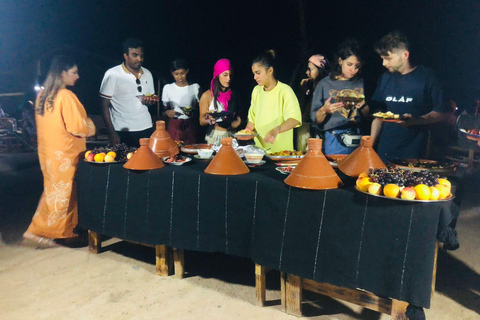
[116, 127, 154, 147]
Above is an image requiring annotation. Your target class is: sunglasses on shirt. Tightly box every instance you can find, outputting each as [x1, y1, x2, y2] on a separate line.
[136, 78, 142, 93]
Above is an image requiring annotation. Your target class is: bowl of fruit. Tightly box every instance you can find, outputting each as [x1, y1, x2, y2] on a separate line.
[85, 143, 137, 163]
[355, 166, 453, 202]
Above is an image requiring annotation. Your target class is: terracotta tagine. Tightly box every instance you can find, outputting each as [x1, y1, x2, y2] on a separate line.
[285, 138, 343, 190]
[204, 137, 249, 175]
[337, 136, 386, 177]
[148, 120, 179, 158]
[124, 138, 165, 170]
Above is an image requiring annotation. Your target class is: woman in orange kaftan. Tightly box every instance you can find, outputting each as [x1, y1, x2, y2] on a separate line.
[23, 56, 96, 247]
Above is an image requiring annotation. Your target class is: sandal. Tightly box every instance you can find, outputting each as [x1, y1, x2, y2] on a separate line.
[22, 232, 59, 249]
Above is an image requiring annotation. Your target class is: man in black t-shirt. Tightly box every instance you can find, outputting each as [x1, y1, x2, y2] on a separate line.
[370, 31, 450, 162]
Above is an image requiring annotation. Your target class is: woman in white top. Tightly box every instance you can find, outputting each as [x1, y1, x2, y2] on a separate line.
[162, 59, 201, 144]
[199, 59, 241, 144]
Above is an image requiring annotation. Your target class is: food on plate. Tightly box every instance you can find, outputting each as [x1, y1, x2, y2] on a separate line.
[466, 129, 480, 135]
[267, 150, 303, 156]
[144, 93, 160, 101]
[237, 129, 255, 135]
[373, 111, 401, 119]
[356, 166, 452, 201]
[85, 143, 137, 162]
[276, 165, 295, 174]
[164, 154, 187, 163]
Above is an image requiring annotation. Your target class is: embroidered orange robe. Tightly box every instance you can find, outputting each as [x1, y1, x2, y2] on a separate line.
[27, 89, 96, 238]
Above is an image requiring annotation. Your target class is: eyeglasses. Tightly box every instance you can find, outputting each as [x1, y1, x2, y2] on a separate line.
[136, 78, 142, 93]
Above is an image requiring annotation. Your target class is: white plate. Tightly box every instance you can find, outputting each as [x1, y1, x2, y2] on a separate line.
[459, 128, 480, 138]
[162, 156, 192, 165]
[244, 160, 266, 166]
[194, 154, 213, 160]
[275, 166, 295, 174]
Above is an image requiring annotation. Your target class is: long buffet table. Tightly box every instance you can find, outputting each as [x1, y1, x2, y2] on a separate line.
[76, 159, 455, 315]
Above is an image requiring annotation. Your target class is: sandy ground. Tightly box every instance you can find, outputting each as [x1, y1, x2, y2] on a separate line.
[1, 151, 479, 320]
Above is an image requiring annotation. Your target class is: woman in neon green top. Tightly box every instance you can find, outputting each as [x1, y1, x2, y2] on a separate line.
[245, 50, 302, 152]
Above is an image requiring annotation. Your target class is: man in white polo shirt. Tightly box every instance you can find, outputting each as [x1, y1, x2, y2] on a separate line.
[100, 38, 156, 146]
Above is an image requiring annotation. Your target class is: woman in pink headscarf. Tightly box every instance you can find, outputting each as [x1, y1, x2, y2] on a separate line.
[199, 59, 241, 144]
[297, 54, 329, 151]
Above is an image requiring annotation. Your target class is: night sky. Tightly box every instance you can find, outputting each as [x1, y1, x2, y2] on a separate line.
[1, 0, 479, 116]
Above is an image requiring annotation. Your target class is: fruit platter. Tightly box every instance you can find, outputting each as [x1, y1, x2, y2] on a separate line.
[459, 128, 480, 138]
[389, 158, 456, 175]
[266, 150, 304, 161]
[180, 144, 213, 154]
[163, 154, 192, 165]
[234, 129, 259, 141]
[85, 143, 137, 163]
[355, 166, 453, 202]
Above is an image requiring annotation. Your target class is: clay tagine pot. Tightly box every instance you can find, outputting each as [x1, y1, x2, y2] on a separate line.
[337, 136, 386, 177]
[148, 121, 179, 158]
[124, 138, 165, 170]
[285, 138, 343, 190]
[204, 137, 249, 175]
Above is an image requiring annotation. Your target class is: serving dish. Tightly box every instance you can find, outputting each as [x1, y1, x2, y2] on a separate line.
[354, 186, 454, 203]
[459, 128, 480, 138]
[181, 144, 213, 154]
[326, 154, 348, 167]
[84, 160, 125, 164]
[389, 158, 456, 174]
[163, 155, 192, 165]
[275, 166, 295, 174]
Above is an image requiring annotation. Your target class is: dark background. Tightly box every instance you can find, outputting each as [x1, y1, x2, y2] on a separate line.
[0, 0, 479, 117]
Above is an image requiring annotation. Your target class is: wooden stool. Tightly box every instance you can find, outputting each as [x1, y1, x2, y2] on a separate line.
[88, 230, 185, 278]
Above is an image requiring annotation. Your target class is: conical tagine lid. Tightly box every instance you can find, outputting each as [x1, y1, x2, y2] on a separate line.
[148, 120, 179, 158]
[124, 138, 165, 170]
[338, 136, 386, 177]
[285, 138, 343, 190]
[204, 137, 249, 175]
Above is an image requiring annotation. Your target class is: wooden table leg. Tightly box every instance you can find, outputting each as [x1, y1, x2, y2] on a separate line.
[390, 299, 408, 320]
[156, 245, 170, 276]
[255, 264, 267, 307]
[280, 272, 286, 312]
[285, 274, 302, 316]
[174, 248, 185, 279]
[88, 230, 101, 254]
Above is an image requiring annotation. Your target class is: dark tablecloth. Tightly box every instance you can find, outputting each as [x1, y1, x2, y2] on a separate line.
[76, 160, 454, 309]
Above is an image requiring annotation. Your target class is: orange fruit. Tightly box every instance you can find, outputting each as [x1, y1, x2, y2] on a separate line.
[104, 154, 115, 162]
[94, 153, 105, 162]
[356, 177, 371, 192]
[435, 184, 450, 199]
[437, 178, 451, 188]
[106, 151, 116, 159]
[414, 184, 431, 200]
[358, 171, 369, 179]
[368, 183, 382, 195]
[383, 184, 400, 198]
[429, 187, 440, 200]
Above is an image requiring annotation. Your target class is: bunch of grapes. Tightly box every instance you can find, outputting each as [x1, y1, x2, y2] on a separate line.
[368, 166, 439, 187]
[109, 143, 137, 161]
